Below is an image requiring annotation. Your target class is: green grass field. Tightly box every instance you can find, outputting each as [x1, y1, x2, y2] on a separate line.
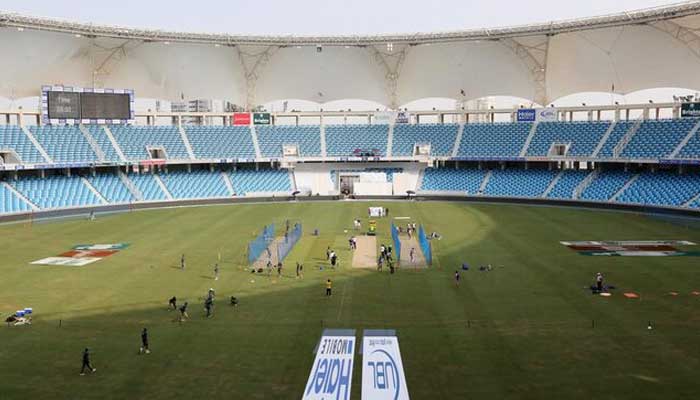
[1, 201, 699, 399]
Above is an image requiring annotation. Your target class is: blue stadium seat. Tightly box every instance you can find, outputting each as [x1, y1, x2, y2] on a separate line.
[29, 125, 98, 163]
[484, 169, 557, 197]
[87, 173, 134, 203]
[527, 121, 610, 157]
[392, 124, 458, 157]
[621, 119, 698, 159]
[0, 126, 45, 163]
[231, 169, 291, 195]
[580, 170, 632, 201]
[458, 123, 531, 158]
[256, 125, 321, 157]
[420, 168, 486, 194]
[110, 125, 189, 160]
[86, 125, 123, 162]
[126, 174, 167, 201]
[0, 183, 32, 213]
[326, 125, 388, 156]
[597, 122, 633, 158]
[547, 170, 590, 199]
[12, 175, 101, 209]
[185, 126, 256, 160]
[159, 170, 229, 199]
[616, 171, 700, 206]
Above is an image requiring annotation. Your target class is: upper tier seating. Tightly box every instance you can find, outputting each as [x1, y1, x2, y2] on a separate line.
[616, 171, 700, 206]
[0, 183, 31, 213]
[597, 122, 633, 158]
[185, 126, 256, 160]
[0, 126, 45, 163]
[580, 170, 632, 201]
[110, 125, 189, 160]
[546, 170, 591, 199]
[256, 125, 322, 158]
[672, 121, 700, 159]
[231, 169, 291, 195]
[12, 175, 101, 209]
[87, 125, 122, 162]
[484, 169, 557, 197]
[527, 121, 611, 157]
[392, 124, 458, 157]
[87, 173, 134, 203]
[458, 122, 531, 158]
[159, 170, 229, 199]
[326, 125, 388, 157]
[29, 126, 98, 163]
[621, 119, 699, 159]
[420, 168, 487, 194]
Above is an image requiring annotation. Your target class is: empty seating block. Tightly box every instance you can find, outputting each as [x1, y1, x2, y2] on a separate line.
[12, 175, 101, 209]
[392, 124, 458, 157]
[159, 170, 229, 199]
[110, 125, 189, 160]
[87, 125, 123, 162]
[326, 125, 388, 157]
[256, 125, 321, 158]
[0, 126, 45, 163]
[458, 123, 531, 158]
[597, 122, 633, 158]
[676, 125, 700, 159]
[0, 184, 31, 213]
[547, 170, 590, 199]
[621, 119, 698, 159]
[185, 126, 256, 160]
[29, 125, 98, 163]
[231, 169, 291, 195]
[527, 121, 610, 157]
[617, 172, 700, 206]
[580, 171, 632, 201]
[88, 174, 134, 203]
[420, 168, 487, 193]
[485, 169, 557, 197]
[127, 174, 167, 201]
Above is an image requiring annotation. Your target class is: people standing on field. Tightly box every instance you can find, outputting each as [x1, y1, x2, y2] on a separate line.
[181, 254, 186, 270]
[325, 279, 332, 297]
[139, 328, 150, 354]
[80, 348, 96, 376]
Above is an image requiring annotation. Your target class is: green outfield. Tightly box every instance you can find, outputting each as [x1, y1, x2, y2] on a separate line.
[1, 201, 699, 399]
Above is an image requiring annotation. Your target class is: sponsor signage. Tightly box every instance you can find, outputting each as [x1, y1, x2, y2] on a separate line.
[31, 243, 129, 266]
[303, 335, 355, 400]
[395, 111, 410, 124]
[681, 102, 700, 118]
[560, 240, 699, 257]
[535, 108, 558, 122]
[361, 335, 409, 400]
[517, 108, 536, 122]
[232, 112, 251, 125]
[253, 112, 271, 125]
[374, 111, 395, 125]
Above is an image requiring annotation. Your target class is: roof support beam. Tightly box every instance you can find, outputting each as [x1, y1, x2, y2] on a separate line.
[368, 44, 409, 110]
[500, 37, 550, 106]
[89, 40, 140, 88]
[236, 46, 278, 110]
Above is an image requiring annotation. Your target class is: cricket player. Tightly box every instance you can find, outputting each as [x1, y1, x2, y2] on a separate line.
[205, 297, 214, 318]
[410, 248, 416, 263]
[325, 279, 332, 297]
[140, 328, 150, 354]
[214, 263, 219, 281]
[168, 296, 177, 310]
[179, 302, 189, 321]
[80, 348, 96, 375]
[181, 254, 186, 270]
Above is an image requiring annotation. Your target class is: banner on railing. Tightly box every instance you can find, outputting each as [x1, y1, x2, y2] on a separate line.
[373, 112, 395, 125]
[395, 111, 410, 124]
[232, 113, 251, 125]
[535, 108, 558, 122]
[253, 112, 271, 125]
[681, 102, 700, 118]
[517, 108, 536, 122]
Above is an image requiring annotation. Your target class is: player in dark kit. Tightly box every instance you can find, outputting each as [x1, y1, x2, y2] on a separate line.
[80, 348, 96, 375]
[179, 302, 189, 321]
[168, 296, 177, 310]
[181, 254, 186, 270]
[205, 297, 214, 318]
[140, 328, 150, 354]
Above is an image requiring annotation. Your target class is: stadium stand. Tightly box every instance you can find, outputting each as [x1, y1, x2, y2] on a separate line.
[231, 168, 291, 195]
[458, 122, 531, 158]
[616, 171, 700, 206]
[0, 183, 32, 213]
[29, 125, 98, 163]
[11, 175, 101, 209]
[110, 125, 189, 160]
[185, 126, 256, 160]
[87, 173, 134, 203]
[527, 121, 611, 157]
[621, 119, 699, 159]
[256, 125, 322, 158]
[484, 168, 558, 197]
[159, 170, 229, 199]
[86, 125, 123, 163]
[676, 129, 700, 159]
[420, 168, 487, 194]
[0, 126, 46, 164]
[392, 123, 458, 157]
[596, 122, 633, 158]
[126, 174, 167, 201]
[546, 169, 590, 199]
[580, 170, 632, 201]
[325, 124, 388, 156]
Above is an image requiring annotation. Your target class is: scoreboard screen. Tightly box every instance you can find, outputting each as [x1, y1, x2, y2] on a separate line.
[47, 91, 81, 119]
[80, 93, 131, 120]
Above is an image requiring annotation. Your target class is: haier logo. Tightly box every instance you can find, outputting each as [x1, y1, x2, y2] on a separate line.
[517, 109, 536, 122]
[362, 337, 409, 400]
[303, 336, 355, 400]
